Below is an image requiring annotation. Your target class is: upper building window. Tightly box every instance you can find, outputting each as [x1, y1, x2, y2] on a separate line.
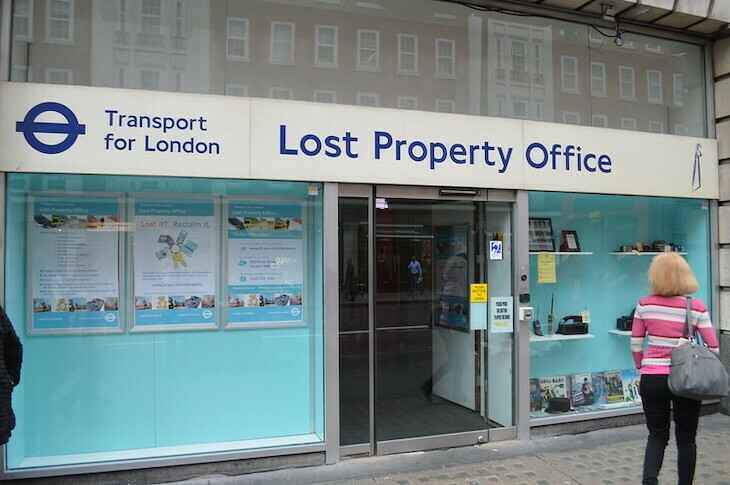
[13, 0, 33, 41]
[590, 62, 606, 97]
[435, 38, 456, 77]
[673, 74, 685, 107]
[45, 0, 73, 43]
[397, 34, 418, 75]
[140, 70, 161, 90]
[270, 21, 295, 64]
[45, 68, 72, 84]
[357, 92, 379, 107]
[315, 25, 338, 67]
[561, 56, 578, 93]
[357, 30, 379, 71]
[647, 70, 663, 104]
[619, 66, 635, 100]
[139, 0, 163, 46]
[227, 17, 249, 61]
[397, 95, 418, 109]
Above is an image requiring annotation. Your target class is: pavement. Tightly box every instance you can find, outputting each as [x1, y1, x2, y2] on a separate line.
[162, 411, 730, 485]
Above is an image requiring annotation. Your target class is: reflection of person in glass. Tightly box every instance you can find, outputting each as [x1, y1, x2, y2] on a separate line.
[342, 257, 356, 301]
[408, 256, 423, 298]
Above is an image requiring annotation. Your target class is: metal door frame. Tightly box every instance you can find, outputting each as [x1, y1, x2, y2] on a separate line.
[335, 184, 520, 460]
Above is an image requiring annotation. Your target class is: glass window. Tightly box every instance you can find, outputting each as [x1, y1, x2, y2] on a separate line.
[398, 33, 418, 74]
[528, 192, 710, 421]
[270, 86, 294, 99]
[315, 25, 338, 67]
[590, 62, 606, 97]
[648, 120, 664, 133]
[592, 114, 607, 127]
[621, 117, 637, 130]
[45, 68, 72, 84]
[4, 173, 324, 470]
[45, 0, 73, 43]
[226, 17, 249, 61]
[562, 111, 580, 124]
[435, 38, 456, 77]
[647, 70, 663, 104]
[270, 21, 295, 64]
[8, 0, 708, 136]
[619, 66, 635, 100]
[225, 83, 248, 96]
[357, 29, 379, 71]
[140, 0, 162, 45]
[435, 99, 455, 112]
[13, 0, 33, 40]
[397, 95, 418, 109]
[673, 73, 685, 107]
[357, 92, 379, 106]
[561, 56, 578, 93]
[313, 89, 337, 103]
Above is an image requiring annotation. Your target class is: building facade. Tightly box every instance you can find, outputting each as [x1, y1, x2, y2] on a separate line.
[0, 0, 728, 481]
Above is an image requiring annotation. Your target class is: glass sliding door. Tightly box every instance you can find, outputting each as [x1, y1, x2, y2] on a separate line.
[338, 186, 516, 455]
[374, 197, 488, 446]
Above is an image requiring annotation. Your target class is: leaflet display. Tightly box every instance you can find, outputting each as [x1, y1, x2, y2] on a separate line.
[29, 195, 122, 333]
[132, 197, 217, 330]
[226, 200, 305, 327]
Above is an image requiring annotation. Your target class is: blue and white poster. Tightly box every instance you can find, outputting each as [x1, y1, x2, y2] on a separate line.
[434, 226, 469, 332]
[30, 196, 122, 333]
[227, 200, 304, 326]
[133, 198, 217, 330]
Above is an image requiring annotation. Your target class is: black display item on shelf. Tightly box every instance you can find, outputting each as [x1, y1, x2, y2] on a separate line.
[617, 309, 635, 331]
[556, 315, 588, 335]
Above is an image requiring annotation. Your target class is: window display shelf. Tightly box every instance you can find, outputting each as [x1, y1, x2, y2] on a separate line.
[610, 251, 687, 261]
[530, 252, 593, 255]
[608, 329, 631, 336]
[530, 333, 595, 342]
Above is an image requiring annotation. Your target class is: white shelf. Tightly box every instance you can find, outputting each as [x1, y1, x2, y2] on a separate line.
[530, 252, 593, 255]
[530, 333, 595, 342]
[609, 251, 687, 256]
[608, 329, 632, 336]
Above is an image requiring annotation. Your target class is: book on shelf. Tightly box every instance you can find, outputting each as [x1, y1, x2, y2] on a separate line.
[538, 375, 568, 410]
[604, 370, 624, 404]
[621, 368, 642, 405]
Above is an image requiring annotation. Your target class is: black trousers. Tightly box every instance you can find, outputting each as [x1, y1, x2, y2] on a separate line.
[640, 374, 701, 485]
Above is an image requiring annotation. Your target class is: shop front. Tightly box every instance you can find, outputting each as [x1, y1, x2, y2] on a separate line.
[0, 80, 718, 479]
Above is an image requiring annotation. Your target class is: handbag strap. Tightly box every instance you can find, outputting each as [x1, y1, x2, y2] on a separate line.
[683, 296, 693, 340]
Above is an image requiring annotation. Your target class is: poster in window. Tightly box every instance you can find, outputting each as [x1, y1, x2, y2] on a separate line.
[434, 225, 469, 332]
[226, 200, 305, 327]
[29, 195, 122, 334]
[132, 197, 218, 331]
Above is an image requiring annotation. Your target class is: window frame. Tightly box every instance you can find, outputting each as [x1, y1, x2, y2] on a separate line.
[397, 33, 419, 75]
[226, 17, 250, 62]
[356, 29, 380, 71]
[45, 0, 74, 44]
[269, 21, 296, 65]
[314, 24, 339, 68]
[561, 55, 579, 94]
[435, 38, 456, 78]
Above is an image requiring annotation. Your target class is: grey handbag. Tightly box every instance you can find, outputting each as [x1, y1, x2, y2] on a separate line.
[668, 297, 730, 400]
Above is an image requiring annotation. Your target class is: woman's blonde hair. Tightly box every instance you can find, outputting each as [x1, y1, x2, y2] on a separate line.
[647, 252, 698, 296]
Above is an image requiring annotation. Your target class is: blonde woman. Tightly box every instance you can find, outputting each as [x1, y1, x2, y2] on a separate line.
[631, 252, 719, 485]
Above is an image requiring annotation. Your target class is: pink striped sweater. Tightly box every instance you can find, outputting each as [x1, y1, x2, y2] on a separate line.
[631, 295, 719, 375]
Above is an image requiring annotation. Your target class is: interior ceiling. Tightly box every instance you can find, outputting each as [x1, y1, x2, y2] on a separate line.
[442, 0, 730, 38]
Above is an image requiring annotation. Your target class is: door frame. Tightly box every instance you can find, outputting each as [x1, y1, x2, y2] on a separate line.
[334, 184, 521, 460]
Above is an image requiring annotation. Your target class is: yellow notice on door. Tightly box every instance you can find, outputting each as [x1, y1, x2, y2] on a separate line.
[470, 284, 488, 303]
[537, 253, 556, 283]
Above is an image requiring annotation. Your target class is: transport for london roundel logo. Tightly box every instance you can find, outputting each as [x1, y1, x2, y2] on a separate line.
[16, 102, 86, 154]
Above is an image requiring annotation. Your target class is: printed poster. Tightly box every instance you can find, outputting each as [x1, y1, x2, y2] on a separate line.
[227, 200, 304, 326]
[434, 226, 469, 332]
[30, 196, 122, 333]
[133, 198, 217, 329]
